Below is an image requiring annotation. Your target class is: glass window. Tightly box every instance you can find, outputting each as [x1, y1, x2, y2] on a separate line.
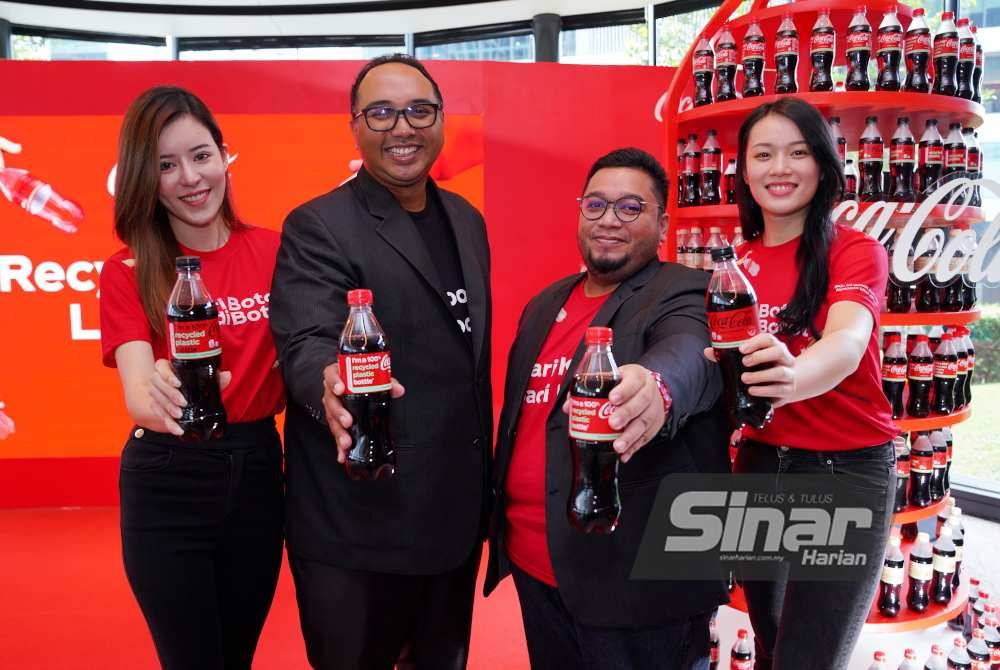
[655, 8, 717, 67]
[12, 34, 168, 61]
[560, 24, 647, 66]
[179, 45, 399, 61]
[416, 35, 534, 62]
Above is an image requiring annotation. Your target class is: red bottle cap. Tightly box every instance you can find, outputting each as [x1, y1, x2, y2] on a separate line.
[957, 18, 969, 26]
[931, 644, 943, 655]
[347, 289, 374, 306]
[954, 637, 967, 649]
[737, 629, 749, 639]
[913, 8, 925, 16]
[917, 334, 929, 344]
[585, 327, 613, 345]
[979, 589, 990, 599]
[971, 576, 981, 585]
[874, 651, 886, 661]
[942, 11, 954, 20]
[904, 649, 917, 660]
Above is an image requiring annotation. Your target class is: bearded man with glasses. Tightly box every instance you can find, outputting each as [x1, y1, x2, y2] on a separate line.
[484, 147, 730, 670]
[270, 54, 492, 670]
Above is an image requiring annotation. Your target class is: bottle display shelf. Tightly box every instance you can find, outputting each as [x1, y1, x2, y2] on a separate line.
[881, 311, 981, 327]
[893, 494, 955, 525]
[675, 204, 983, 228]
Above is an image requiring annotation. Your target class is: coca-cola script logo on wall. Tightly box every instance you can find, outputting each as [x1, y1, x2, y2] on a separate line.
[832, 178, 1000, 285]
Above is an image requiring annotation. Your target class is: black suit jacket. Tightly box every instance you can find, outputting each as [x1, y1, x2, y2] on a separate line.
[270, 167, 492, 575]
[485, 259, 730, 626]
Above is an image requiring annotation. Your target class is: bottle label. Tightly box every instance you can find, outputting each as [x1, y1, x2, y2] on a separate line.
[881, 564, 904, 585]
[891, 143, 917, 164]
[896, 459, 910, 477]
[708, 306, 758, 349]
[946, 147, 968, 168]
[774, 36, 799, 56]
[710, 647, 719, 662]
[731, 659, 753, 670]
[933, 359, 958, 378]
[569, 394, 621, 441]
[933, 36, 959, 59]
[882, 362, 907, 381]
[684, 155, 699, 174]
[846, 30, 872, 53]
[960, 41, 975, 62]
[694, 53, 714, 73]
[836, 142, 846, 163]
[860, 141, 884, 162]
[971, 659, 989, 670]
[877, 30, 903, 53]
[933, 553, 955, 574]
[967, 151, 981, 170]
[168, 318, 222, 360]
[339, 352, 392, 394]
[742, 39, 765, 61]
[810, 32, 835, 54]
[968, 353, 975, 370]
[975, 49, 983, 68]
[923, 144, 944, 165]
[958, 356, 969, 374]
[906, 32, 931, 55]
[716, 46, 738, 67]
[909, 559, 933, 580]
[933, 449, 947, 468]
[701, 152, 721, 172]
[911, 453, 934, 473]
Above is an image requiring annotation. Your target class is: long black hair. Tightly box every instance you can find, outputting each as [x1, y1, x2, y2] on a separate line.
[734, 97, 845, 339]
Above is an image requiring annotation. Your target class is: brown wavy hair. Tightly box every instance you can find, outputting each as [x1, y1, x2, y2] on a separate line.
[114, 86, 244, 338]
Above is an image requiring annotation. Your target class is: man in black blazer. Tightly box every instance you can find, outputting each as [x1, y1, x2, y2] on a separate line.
[270, 55, 491, 670]
[484, 148, 730, 669]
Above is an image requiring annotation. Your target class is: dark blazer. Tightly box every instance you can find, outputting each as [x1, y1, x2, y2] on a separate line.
[270, 167, 492, 575]
[484, 259, 730, 627]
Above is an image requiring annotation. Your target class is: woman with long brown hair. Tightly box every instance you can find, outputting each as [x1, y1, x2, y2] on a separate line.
[99, 86, 284, 669]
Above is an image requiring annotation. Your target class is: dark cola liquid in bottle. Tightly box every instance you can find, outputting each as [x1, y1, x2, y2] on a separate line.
[953, 332, 969, 409]
[932, 524, 957, 604]
[731, 629, 754, 670]
[967, 629, 991, 670]
[882, 334, 907, 419]
[965, 128, 982, 208]
[709, 619, 720, 669]
[957, 18, 975, 100]
[715, 24, 738, 102]
[944, 123, 967, 192]
[943, 230, 968, 313]
[891, 116, 917, 202]
[846, 6, 873, 91]
[844, 160, 859, 200]
[568, 327, 622, 535]
[742, 19, 766, 97]
[971, 24, 983, 103]
[774, 13, 799, 94]
[933, 333, 958, 415]
[930, 428, 948, 501]
[167, 255, 226, 441]
[907, 335, 934, 418]
[934, 11, 959, 96]
[683, 134, 702, 207]
[879, 535, 905, 617]
[919, 119, 944, 199]
[904, 9, 932, 93]
[876, 6, 903, 91]
[910, 433, 934, 507]
[908, 531, 934, 612]
[915, 233, 942, 313]
[693, 36, 715, 107]
[943, 427, 954, 490]
[960, 329, 974, 405]
[886, 251, 912, 313]
[707, 246, 773, 430]
[338, 289, 395, 481]
[809, 10, 835, 92]
[859, 116, 885, 202]
[830, 116, 847, 165]
[893, 434, 910, 512]
[948, 515, 964, 590]
[725, 160, 737, 204]
[701, 130, 722, 205]
[677, 139, 687, 207]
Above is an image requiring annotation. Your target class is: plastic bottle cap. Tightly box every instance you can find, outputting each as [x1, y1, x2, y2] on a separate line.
[585, 326, 613, 345]
[970, 577, 981, 585]
[957, 18, 969, 26]
[347, 288, 374, 306]
[913, 8, 924, 16]
[175, 255, 201, 271]
[737, 629, 749, 639]
[904, 649, 917, 660]
[710, 226, 721, 233]
[954, 637, 966, 648]
[942, 11, 954, 20]
[874, 651, 886, 661]
[980, 589, 991, 599]
[917, 334, 929, 343]
[931, 644, 942, 655]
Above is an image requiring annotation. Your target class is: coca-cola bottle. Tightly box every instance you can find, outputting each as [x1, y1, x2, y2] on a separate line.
[934, 11, 959, 96]
[709, 619, 720, 669]
[701, 130, 722, 205]
[877, 6, 904, 91]
[846, 6, 873, 91]
[932, 524, 957, 604]
[956, 18, 975, 100]
[774, 13, 799, 94]
[677, 139, 687, 207]
[859, 116, 885, 202]
[742, 19, 766, 97]
[947, 637, 972, 669]
[980, 615, 1000, 667]
[568, 326, 622, 534]
[715, 24, 738, 102]
[870, 651, 889, 669]
[845, 160, 859, 200]
[933, 333, 958, 415]
[908, 531, 934, 611]
[705, 227, 727, 271]
[943, 427, 954, 491]
[960, 329, 975, 404]
[943, 231, 967, 313]
[732, 226, 744, 248]
[936, 496, 955, 537]
[918, 119, 944, 199]
[959, 577, 981, 635]
[948, 514, 964, 590]
[925, 644, 948, 670]
[676, 228, 690, 268]
[731, 629, 753, 670]
[930, 428, 948, 500]
[973, 589, 990, 633]
[910, 432, 934, 507]
[902, 520, 918, 541]
[907, 335, 934, 418]
[339, 289, 395, 480]
[944, 123, 968, 199]
[954, 329, 969, 409]
[915, 233, 942, 313]
[960, 243, 978, 311]
[829, 116, 847, 165]
[693, 36, 715, 107]
[883, 334, 907, 418]
[894, 434, 910, 512]
[886, 258, 912, 313]
[965, 128, 982, 208]
[688, 227, 706, 271]
[724, 159, 737, 204]
[167, 255, 227, 442]
[879, 535, 905, 616]
[971, 24, 983, 104]
[904, 8, 932, 93]
[968, 629, 991, 670]
[899, 648, 920, 670]
[809, 10, 835, 92]
[707, 246, 773, 430]
[683, 134, 702, 207]
[891, 117, 917, 202]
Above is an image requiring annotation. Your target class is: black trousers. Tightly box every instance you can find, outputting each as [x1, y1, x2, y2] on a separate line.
[119, 419, 284, 670]
[290, 545, 482, 670]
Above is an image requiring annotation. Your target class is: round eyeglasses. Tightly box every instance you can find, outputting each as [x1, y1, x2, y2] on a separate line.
[352, 103, 441, 132]
[577, 196, 657, 223]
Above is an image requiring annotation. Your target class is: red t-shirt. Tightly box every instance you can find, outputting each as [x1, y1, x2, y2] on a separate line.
[99, 225, 285, 422]
[505, 280, 608, 587]
[738, 225, 896, 450]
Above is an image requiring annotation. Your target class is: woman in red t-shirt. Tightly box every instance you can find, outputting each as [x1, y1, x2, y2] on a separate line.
[712, 97, 896, 669]
[99, 87, 284, 670]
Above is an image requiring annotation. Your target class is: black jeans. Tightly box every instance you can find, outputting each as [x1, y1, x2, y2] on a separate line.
[734, 440, 895, 670]
[119, 419, 284, 670]
[510, 562, 713, 670]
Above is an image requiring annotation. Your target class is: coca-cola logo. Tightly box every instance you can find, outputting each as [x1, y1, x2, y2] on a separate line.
[959, 43, 975, 61]
[877, 31, 903, 52]
[933, 36, 959, 58]
[846, 31, 871, 51]
[810, 33, 835, 53]
[742, 40, 766, 60]
[716, 47, 738, 66]
[380, 354, 391, 371]
[598, 401, 615, 420]
[693, 54, 713, 72]
[774, 36, 798, 55]
[713, 311, 753, 331]
[905, 33, 931, 54]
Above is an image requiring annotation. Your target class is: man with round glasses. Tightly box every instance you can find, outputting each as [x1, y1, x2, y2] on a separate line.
[270, 54, 492, 670]
[485, 147, 729, 669]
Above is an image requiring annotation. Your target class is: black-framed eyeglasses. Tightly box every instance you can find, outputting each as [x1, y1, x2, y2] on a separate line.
[352, 103, 441, 132]
[577, 195, 658, 223]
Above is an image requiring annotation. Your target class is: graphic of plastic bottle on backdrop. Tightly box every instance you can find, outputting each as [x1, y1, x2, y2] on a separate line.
[0, 136, 83, 233]
[0, 397, 15, 440]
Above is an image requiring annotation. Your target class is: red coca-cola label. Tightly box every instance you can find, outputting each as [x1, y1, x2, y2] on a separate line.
[694, 53, 714, 73]
[742, 39, 765, 61]
[339, 351, 392, 394]
[968, 353, 975, 370]
[836, 142, 846, 163]
[906, 32, 931, 55]
[168, 318, 221, 360]
[933, 36, 959, 59]
[846, 30, 871, 52]
[708, 306, 758, 348]
[947, 443, 953, 462]
[701, 153, 721, 172]
[933, 359, 958, 378]
[911, 453, 934, 473]
[923, 144, 944, 165]
[890, 143, 917, 164]
[958, 356, 969, 374]
[882, 362, 907, 381]
[716, 46, 738, 66]
[959, 41, 975, 62]
[774, 36, 798, 56]
[909, 360, 933, 380]
[971, 659, 990, 670]
[569, 395, 621, 441]
[860, 141, 884, 162]
[946, 147, 967, 168]
[732, 659, 753, 670]
[933, 449, 948, 468]
[896, 458, 910, 477]
[810, 32, 835, 54]
[991, 647, 1000, 664]
[976, 49, 984, 68]
[684, 155, 699, 174]
[968, 151, 981, 170]
[878, 31, 903, 53]
[710, 647, 719, 662]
